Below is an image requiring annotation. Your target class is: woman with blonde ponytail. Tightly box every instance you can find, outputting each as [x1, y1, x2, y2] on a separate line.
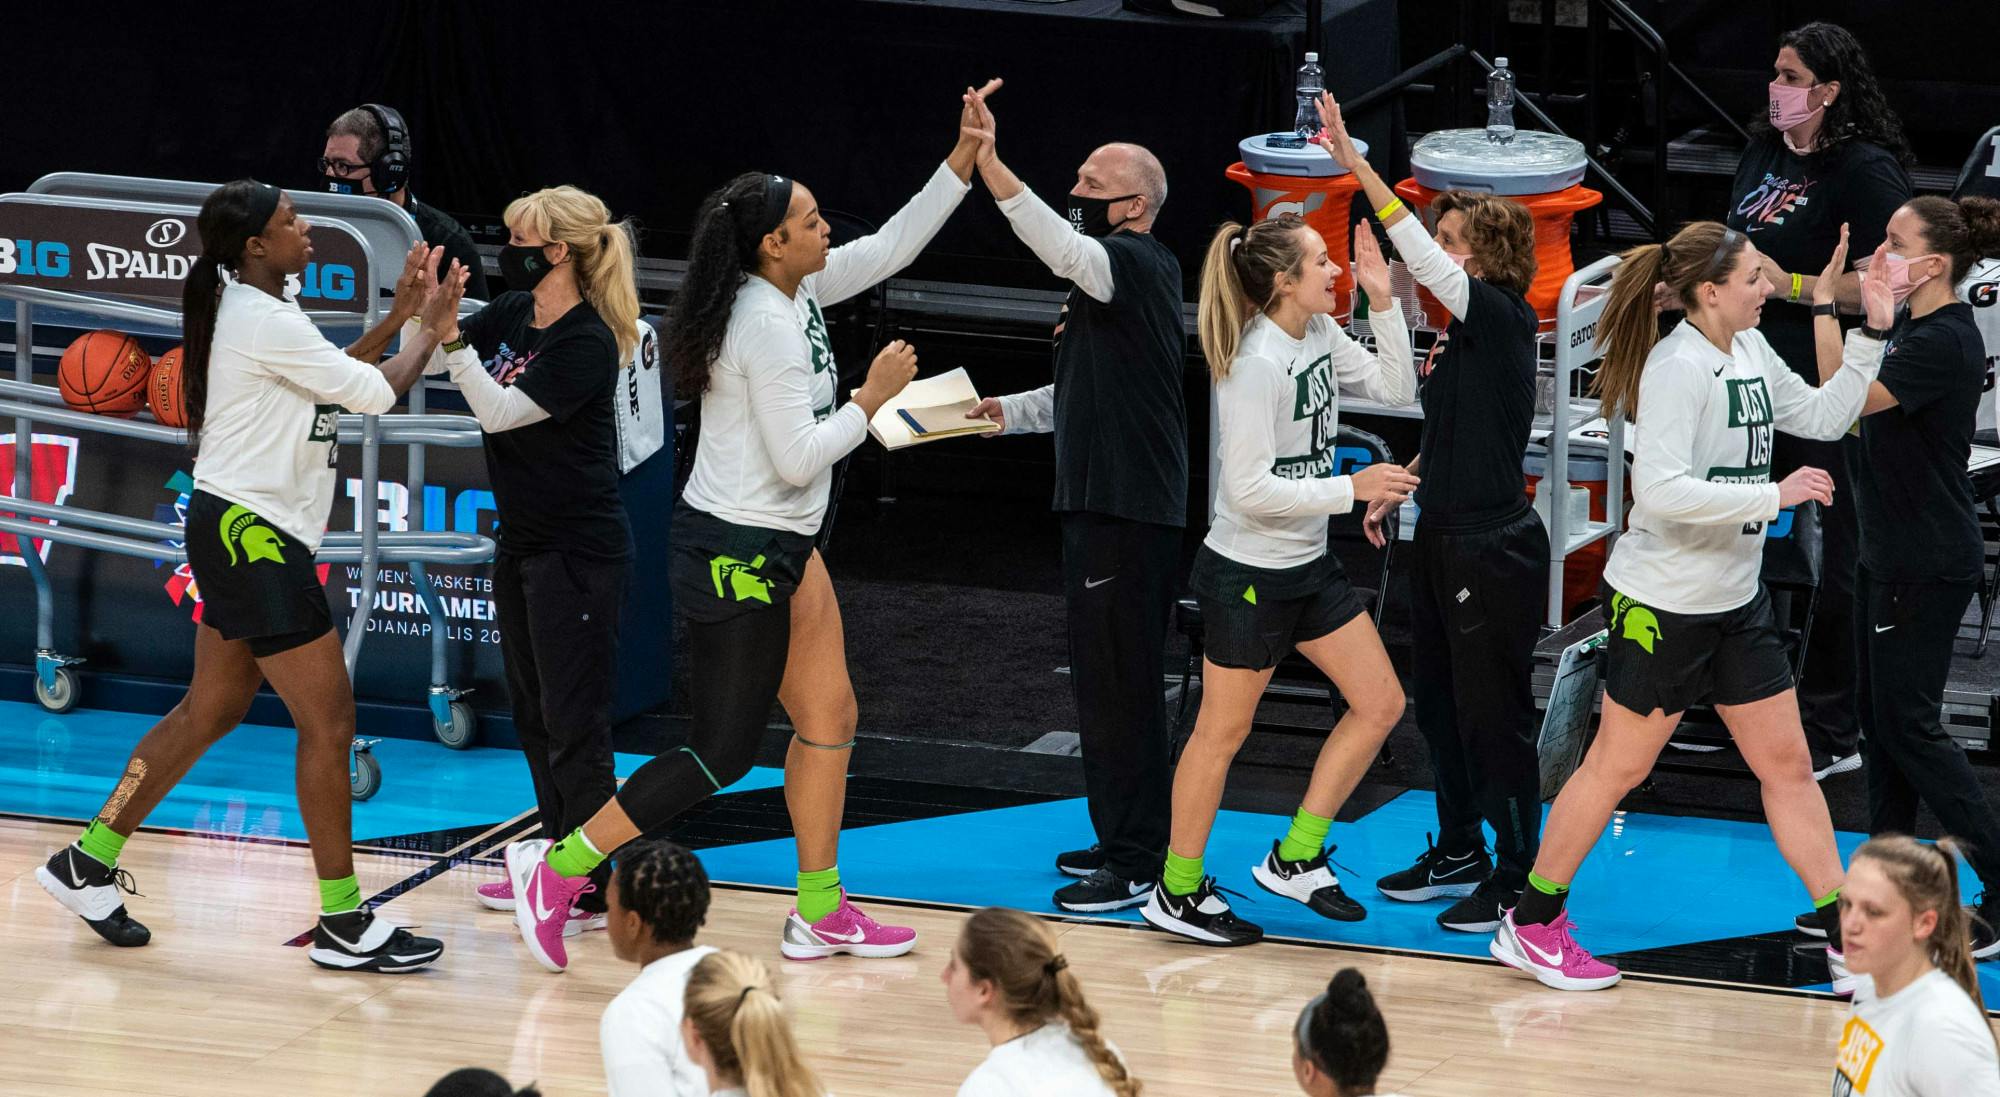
[683, 950, 831, 1097]
[944, 907, 1140, 1097]
[1143, 211, 1416, 947]
[438, 183, 641, 935]
[1492, 219, 1882, 994]
[1833, 836, 2000, 1096]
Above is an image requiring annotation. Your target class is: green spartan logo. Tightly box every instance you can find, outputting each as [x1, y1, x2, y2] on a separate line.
[1609, 592, 1663, 654]
[219, 505, 287, 567]
[711, 554, 774, 603]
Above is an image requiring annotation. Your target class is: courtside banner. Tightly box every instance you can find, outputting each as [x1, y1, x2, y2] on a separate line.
[0, 193, 371, 313]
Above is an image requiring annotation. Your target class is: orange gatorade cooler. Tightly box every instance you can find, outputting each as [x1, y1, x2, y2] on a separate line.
[1227, 132, 1369, 324]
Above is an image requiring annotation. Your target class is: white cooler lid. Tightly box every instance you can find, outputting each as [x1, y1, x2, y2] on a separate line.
[1237, 133, 1368, 178]
[1410, 129, 1587, 196]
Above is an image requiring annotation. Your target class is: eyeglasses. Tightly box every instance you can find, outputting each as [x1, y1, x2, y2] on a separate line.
[318, 157, 369, 179]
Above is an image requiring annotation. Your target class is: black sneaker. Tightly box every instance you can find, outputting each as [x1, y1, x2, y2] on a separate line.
[1140, 877, 1263, 946]
[309, 909, 445, 973]
[1375, 833, 1491, 902]
[1053, 867, 1150, 913]
[1055, 844, 1107, 879]
[36, 843, 150, 947]
[1810, 748, 1863, 781]
[1250, 840, 1365, 922]
[1438, 875, 1518, 933]
[1795, 907, 1830, 938]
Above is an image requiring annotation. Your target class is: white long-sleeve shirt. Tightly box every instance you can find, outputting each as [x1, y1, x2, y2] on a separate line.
[991, 187, 1113, 435]
[193, 279, 396, 550]
[1385, 214, 1470, 320]
[680, 162, 970, 533]
[599, 945, 718, 1097]
[1603, 320, 1881, 613]
[1834, 970, 2000, 1097]
[1208, 309, 1415, 569]
[958, 1022, 1124, 1097]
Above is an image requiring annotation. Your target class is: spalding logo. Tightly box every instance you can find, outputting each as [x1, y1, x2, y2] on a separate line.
[144, 218, 188, 248]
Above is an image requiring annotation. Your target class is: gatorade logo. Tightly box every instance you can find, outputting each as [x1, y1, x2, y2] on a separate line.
[710, 554, 774, 603]
[219, 504, 287, 567]
[1609, 592, 1662, 654]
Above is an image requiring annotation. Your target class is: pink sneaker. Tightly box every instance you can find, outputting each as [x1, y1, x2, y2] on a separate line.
[780, 891, 918, 960]
[506, 839, 594, 972]
[478, 877, 604, 936]
[1490, 910, 1621, 991]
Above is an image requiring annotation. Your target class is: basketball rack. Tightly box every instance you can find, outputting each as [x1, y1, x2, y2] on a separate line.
[0, 178, 496, 799]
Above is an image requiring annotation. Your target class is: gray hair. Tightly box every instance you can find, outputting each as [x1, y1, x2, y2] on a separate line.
[327, 107, 386, 163]
[1105, 142, 1168, 220]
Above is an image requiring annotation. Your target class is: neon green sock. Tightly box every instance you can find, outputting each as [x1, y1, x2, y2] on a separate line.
[1277, 807, 1333, 863]
[1528, 871, 1570, 896]
[1813, 887, 1842, 909]
[546, 829, 606, 879]
[797, 866, 842, 923]
[78, 819, 127, 868]
[319, 875, 362, 915]
[1163, 850, 1205, 896]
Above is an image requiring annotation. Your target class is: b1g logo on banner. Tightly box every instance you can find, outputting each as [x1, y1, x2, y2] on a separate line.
[0, 194, 369, 312]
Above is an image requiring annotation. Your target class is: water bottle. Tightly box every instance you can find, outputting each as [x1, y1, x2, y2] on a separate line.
[1293, 52, 1325, 140]
[1486, 57, 1517, 144]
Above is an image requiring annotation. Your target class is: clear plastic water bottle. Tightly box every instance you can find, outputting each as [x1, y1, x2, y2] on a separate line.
[1294, 52, 1325, 140]
[1486, 57, 1517, 144]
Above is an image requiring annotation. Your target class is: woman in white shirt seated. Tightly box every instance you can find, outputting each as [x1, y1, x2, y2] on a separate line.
[599, 841, 717, 1097]
[1833, 835, 2000, 1097]
[1292, 969, 1404, 1097]
[943, 906, 1141, 1097]
[682, 950, 830, 1097]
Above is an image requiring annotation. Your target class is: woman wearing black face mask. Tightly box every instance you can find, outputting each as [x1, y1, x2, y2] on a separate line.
[429, 184, 643, 927]
[1718, 21, 1913, 779]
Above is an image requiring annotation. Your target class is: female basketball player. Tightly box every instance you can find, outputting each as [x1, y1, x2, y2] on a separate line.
[600, 841, 716, 1097]
[1292, 969, 1403, 1097]
[1489, 220, 1879, 992]
[500, 83, 998, 972]
[1139, 214, 1416, 946]
[1832, 836, 2000, 1097]
[683, 951, 832, 1097]
[429, 185, 640, 931]
[1832, 196, 2000, 959]
[1316, 92, 1554, 934]
[36, 180, 468, 972]
[945, 906, 1141, 1096]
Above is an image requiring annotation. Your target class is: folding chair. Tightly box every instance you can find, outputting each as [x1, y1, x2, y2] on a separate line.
[1169, 424, 1400, 761]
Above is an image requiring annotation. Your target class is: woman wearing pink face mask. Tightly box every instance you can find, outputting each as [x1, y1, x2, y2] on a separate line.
[1829, 196, 2000, 966]
[1720, 21, 1913, 780]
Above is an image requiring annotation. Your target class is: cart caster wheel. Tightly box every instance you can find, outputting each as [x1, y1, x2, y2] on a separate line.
[434, 700, 477, 750]
[350, 749, 382, 801]
[34, 667, 80, 715]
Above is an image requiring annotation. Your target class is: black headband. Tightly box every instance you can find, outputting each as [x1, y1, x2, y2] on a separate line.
[759, 174, 794, 236]
[243, 181, 283, 243]
[1698, 227, 1744, 284]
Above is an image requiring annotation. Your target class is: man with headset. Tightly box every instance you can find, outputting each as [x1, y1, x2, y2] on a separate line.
[320, 103, 492, 301]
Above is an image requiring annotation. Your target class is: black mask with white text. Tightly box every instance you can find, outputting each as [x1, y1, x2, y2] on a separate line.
[1067, 193, 1141, 238]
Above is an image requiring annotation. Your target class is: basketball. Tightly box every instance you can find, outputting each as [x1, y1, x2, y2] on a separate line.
[148, 346, 187, 428]
[57, 330, 152, 418]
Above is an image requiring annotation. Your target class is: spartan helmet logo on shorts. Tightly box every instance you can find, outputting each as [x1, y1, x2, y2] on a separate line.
[710, 554, 774, 604]
[219, 504, 288, 567]
[1609, 593, 1662, 654]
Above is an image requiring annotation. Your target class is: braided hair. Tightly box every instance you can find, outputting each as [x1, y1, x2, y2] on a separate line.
[956, 907, 1141, 1097]
[665, 171, 788, 398]
[612, 840, 710, 945]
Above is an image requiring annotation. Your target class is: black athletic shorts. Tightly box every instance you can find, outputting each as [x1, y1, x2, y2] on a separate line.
[1600, 581, 1793, 717]
[670, 503, 815, 625]
[1189, 546, 1367, 671]
[184, 490, 333, 658]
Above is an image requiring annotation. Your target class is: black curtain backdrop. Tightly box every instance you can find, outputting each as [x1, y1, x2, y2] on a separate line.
[0, 0, 1401, 294]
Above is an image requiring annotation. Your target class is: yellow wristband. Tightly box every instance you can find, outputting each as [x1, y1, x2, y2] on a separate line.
[1789, 272, 1804, 303]
[1375, 198, 1404, 221]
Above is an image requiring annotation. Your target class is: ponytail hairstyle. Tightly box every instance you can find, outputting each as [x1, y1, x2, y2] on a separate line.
[1751, 22, 1913, 167]
[683, 950, 826, 1097]
[1197, 215, 1313, 382]
[1592, 220, 1751, 422]
[611, 840, 710, 945]
[1430, 190, 1538, 296]
[667, 171, 789, 398]
[1851, 835, 1995, 1037]
[955, 907, 1140, 1097]
[181, 179, 281, 438]
[1294, 968, 1391, 1096]
[503, 186, 642, 363]
[1902, 195, 2000, 286]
